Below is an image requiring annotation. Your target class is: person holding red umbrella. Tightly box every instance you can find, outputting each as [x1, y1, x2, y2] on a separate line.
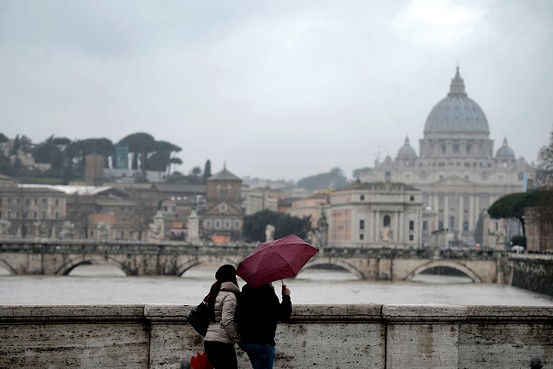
[237, 282, 292, 369]
[235, 234, 318, 369]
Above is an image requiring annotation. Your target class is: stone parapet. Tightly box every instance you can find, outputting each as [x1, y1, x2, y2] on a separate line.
[0, 304, 551, 369]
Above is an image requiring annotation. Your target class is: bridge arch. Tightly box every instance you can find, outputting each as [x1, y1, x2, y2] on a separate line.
[176, 255, 243, 277]
[55, 255, 127, 276]
[303, 259, 364, 279]
[405, 260, 482, 283]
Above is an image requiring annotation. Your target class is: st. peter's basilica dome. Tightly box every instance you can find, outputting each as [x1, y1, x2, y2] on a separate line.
[423, 67, 490, 136]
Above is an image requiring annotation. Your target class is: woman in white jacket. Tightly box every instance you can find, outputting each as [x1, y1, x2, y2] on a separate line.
[204, 264, 242, 369]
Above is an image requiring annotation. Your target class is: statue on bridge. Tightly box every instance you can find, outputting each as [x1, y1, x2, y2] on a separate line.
[265, 224, 275, 242]
[381, 226, 393, 243]
[34, 221, 50, 238]
[97, 222, 110, 242]
[0, 219, 11, 237]
[148, 210, 165, 242]
[59, 221, 75, 240]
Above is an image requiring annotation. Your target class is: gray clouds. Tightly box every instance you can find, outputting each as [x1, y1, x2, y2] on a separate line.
[1, 0, 552, 180]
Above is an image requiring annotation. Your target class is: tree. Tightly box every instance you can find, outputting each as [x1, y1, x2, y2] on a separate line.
[297, 167, 348, 190]
[146, 140, 182, 172]
[130, 198, 157, 240]
[32, 135, 71, 170]
[203, 160, 212, 183]
[488, 192, 528, 236]
[66, 193, 95, 239]
[243, 209, 312, 243]
[119, 133, 156, 171]
[537, 129, 553, 185]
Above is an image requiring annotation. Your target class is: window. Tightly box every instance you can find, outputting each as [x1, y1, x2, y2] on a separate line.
[449, 216, 455, 228]
[234, 220, 242, 229]
[359, 220, 365, 230]
[410, 196, 415, 201]
[422, 221, 428, 231]
[383, 215, 391, 227]
[360, 195, 365, 201]
[214, 219, 222, 229]
[439, 221, 444, 230]
[224, 220, 231, 229]
[463, 222, 469, 231]
[409, 221, 414, 231]
[219, 186, 229, 199]
[359, 234, 364, 240]
[409, 235, 414, 241]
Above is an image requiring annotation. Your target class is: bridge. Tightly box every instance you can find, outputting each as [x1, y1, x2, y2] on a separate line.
[0, 239, 511, 283]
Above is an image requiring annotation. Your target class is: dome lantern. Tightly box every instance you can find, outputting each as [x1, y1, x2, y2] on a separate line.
[448, 66, 467, 97]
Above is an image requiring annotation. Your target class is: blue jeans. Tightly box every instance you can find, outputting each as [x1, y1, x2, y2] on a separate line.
[242, 343, 276, 369]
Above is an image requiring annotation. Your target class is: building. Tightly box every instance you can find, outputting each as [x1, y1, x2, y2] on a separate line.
[360, 68, 533, 246]
[202, 166, 244, 243]
[84, 154, 105, 185]
[0, 183, 66, 238]
[242, 186, 280, 215]
[328, 181, 423, 248]
[288, 193, 329, 228]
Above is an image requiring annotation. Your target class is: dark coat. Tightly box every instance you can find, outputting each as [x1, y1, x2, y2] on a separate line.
[237, 283, 292, 346]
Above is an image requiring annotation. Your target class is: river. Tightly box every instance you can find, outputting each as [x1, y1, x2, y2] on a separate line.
[1, 263, 552, 306]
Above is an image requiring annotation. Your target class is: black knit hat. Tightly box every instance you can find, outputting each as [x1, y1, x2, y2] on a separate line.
[215, 264, 237, 284]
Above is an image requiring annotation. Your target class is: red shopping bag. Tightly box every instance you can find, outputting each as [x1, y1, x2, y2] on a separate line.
[190, 352, 213, 369]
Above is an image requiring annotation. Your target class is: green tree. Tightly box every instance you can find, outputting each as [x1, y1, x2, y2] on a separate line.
[243, 209, 312, 243]
[146, 140, 182, 172]
[32, 136, 72, 170]
[203, 160, 212, 183]
[119, 133, 156, 171]
[537, 129, 553, 185]
[297, 167, 348, 190]
[0, 133, 8, 143]
[488, 192, 529, 237]
[0, 153, 14, 176]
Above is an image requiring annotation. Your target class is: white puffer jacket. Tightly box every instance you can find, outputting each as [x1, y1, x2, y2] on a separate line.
[204, 281, 241, 345]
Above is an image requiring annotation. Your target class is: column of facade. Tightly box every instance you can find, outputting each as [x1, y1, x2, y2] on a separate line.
[457, 195, 463, 232]
[374, 210, 380, 242]
[395, 211, 400, 244]
[468, 194, 475, 231]
[444, 195, 449, 230]
[434, 193, 439, 230]
[474, 194, 480, 225]
[399, 210, 404, 244]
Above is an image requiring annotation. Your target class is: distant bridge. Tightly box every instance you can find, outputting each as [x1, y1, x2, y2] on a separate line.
[0, 239, 519, 284]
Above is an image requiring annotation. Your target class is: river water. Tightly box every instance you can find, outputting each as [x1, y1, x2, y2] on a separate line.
[1, 263, 552, 306]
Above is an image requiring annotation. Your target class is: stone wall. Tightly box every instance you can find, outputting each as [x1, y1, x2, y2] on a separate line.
[511, 254, 553, 296]
[1, 304, 551, 369]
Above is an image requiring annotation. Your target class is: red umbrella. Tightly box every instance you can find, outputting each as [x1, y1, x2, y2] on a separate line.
[237, 234, 319, 288]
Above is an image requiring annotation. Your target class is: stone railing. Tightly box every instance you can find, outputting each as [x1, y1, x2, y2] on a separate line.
[0, 304, 551, 369]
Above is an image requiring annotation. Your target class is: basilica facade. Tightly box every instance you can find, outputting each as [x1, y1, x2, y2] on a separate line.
[360, 68, 533, 246]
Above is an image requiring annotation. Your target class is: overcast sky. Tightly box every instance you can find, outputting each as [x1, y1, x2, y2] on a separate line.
[1, 0, 552, 181]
